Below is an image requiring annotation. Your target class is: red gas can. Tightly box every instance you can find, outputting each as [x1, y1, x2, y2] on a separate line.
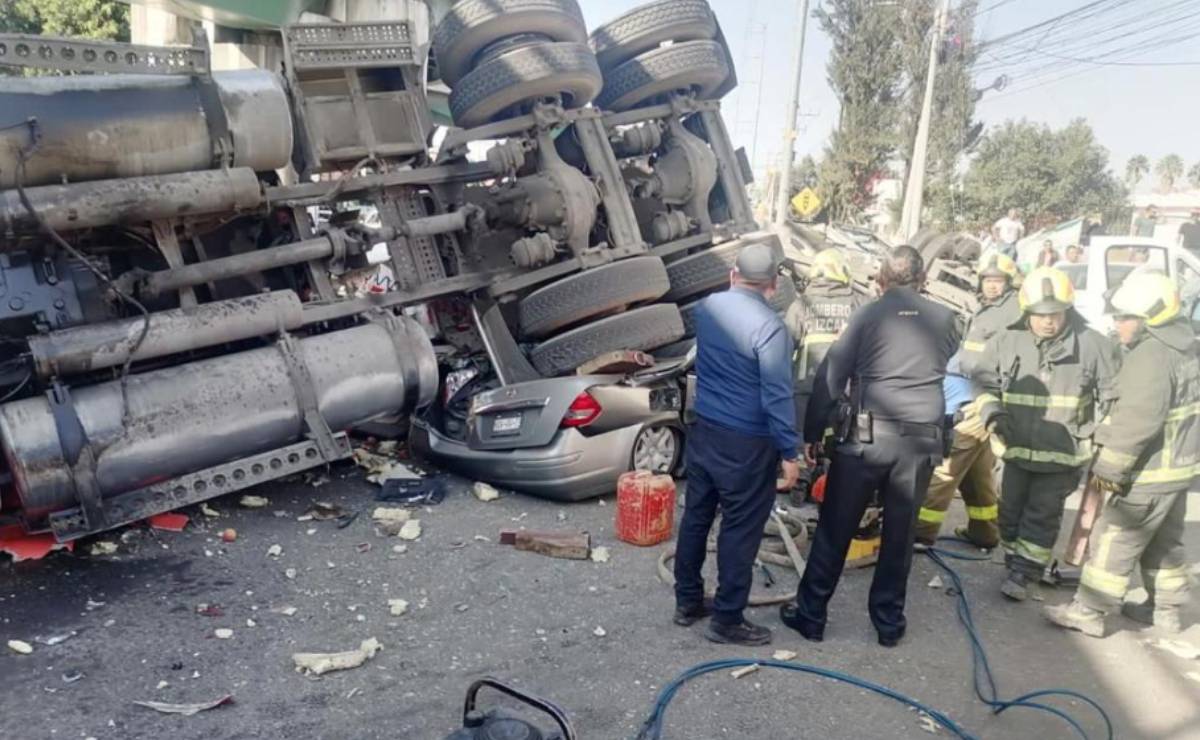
[615, 470, 676, 547]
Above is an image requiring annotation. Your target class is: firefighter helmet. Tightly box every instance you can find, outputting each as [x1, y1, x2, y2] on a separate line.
[1019, 267, 1075, 315]
[1109, 270, 1181, 327]
[977, 250, 1019, 283]
[810, 248, 851, 284]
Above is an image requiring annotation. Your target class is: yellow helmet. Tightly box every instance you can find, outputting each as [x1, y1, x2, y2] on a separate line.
[977, 250, 1019, 283]
[1019, 267, 1075, 315]
[1110, 270, 1180, 327]
[810, 248, 850, 284]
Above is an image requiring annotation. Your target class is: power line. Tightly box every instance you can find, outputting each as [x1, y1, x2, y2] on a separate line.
[977, 0, 1129, 51]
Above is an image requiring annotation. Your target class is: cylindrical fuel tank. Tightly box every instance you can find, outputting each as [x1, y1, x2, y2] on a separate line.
[0, 316, 438, 523]
[0, 69, 292, 189]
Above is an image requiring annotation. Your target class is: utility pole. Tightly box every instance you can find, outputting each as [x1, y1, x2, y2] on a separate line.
[898, 0, 950, 242]
[772, 0, 813, 228]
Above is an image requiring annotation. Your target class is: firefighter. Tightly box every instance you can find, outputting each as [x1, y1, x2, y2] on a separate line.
[781, 246, 959, 647]
[784, 249, 867, 492]
[972, 266, 1121, 601]
[1045, 272, 1197, 636]
[916, 250, 1021, 547]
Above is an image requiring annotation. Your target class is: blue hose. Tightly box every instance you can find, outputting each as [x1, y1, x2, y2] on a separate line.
[635, 537, 1114, 740]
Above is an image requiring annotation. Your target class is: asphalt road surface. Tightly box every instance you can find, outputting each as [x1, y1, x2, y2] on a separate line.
[2, 462, 1198, 739]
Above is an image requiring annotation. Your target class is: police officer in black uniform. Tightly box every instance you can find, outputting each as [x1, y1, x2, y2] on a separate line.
[780, 246, 959, 647]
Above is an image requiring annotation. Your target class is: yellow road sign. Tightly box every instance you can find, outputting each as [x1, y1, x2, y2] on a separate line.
[791, 187, 822, 219]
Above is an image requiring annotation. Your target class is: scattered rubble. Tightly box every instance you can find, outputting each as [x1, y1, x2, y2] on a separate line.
[397, 520, 422, 541]
[7, 639, 33, 655]
[148, 512, 189, 532]
[0, 524, 73, 562]
[917, 712, 940, 734]
[387, 599, 409, 617]
[34, 631, 77, 646]
[89, 541, 118, 556]
[239, 495, 269, 509]
[214, 628, 234, 640]
[293, 638, 382, 676]
[593, 626, 607, 638]
[472, 482, 500, 502]
[200, 503, 220, 518]
[590, 546, 611, 564]
[266, 544, 283, 558]
[927, 576, 945, 589]
[772, 650, 798, 661]
[730, 664, 759, 679]
[298, 502, 345, 522]
[500, 530, 591, 560]
[284, 568, 297, 580]
[271, 606, 298, 617]
[133, 695, 234, 716]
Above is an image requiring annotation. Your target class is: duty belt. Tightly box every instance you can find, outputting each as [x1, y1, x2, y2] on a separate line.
[872, 418, 942, 439]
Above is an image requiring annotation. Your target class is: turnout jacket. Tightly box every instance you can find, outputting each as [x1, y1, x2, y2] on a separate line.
[972, 312, 1121, 472]
[1093, 319, 1200, 493]
[958, 288, 1022, 378]
[785, 280, 867, 393]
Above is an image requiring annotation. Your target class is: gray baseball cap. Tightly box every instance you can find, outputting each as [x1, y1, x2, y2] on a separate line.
[734, 242, 780, 282]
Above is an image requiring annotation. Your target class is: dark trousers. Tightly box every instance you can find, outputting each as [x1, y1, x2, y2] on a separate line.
[792, 430, 939, 638]
[674, 418, 780, 625]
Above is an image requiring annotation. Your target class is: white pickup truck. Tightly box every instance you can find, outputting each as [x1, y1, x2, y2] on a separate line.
[1061, 236, 1200, 334]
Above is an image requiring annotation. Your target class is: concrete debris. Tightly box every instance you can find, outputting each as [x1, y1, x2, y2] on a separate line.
[927, 576, 944, 589]
[293, 638, 382, 676]
[372, 507, 411, 523]
[455, 603, 469, 613]
[156, 681, 170, 690]
[304, 472, 330, 488]
[298, 502, 345, 522]
[266, 544, 283, 558]
[62, 671, 85, 684]
[354, 447, 421, 485]
[221, 529, 237, 543]
[246, 619, 257, 628]
[500, 530, 590, 560]
[593, 626, 607, 638]
[473, 535, 491, 543]
[272, 606, 298, 617]
[391, 545, 408, 554]
[200, 503, 220, 518]
[239, 495, 269, 508]
[213, 628, 234, 640]
[7, 639, 33, 655]
[472, 482, 500, 502]
[284, 568, 297, 580]
[1144, 639, 1200, 660]
[133, 695, 233, 716]
[397, 520, 422, 541]
[387, 599, 409, 617]
[730, 664, 759, 679]
[917, 713, 940, 734]
[772, 650, 798, 661]
[590, 546, 611, 564]
[34, 631, 77, 646]
[90, 541, 118, 556]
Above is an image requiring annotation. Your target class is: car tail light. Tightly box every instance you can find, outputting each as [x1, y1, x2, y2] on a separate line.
[561, 391, 602, 428]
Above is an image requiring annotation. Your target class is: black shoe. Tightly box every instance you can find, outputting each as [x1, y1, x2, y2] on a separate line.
[704, 618, 773, 646]
[673, 599, 713, 627]
[779, 602, 825, 642]
[877, 631, 904, 648]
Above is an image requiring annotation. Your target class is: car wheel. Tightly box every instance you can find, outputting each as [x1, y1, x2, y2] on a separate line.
[632, 424, 680, 474]
[449, 41, 602, 128]
[432, 0, 587, 87]
[595, 39, 730, 113]
[528, 303, 684, 376]
[518, 256, 670, 340]
[589, 0, 717, 71]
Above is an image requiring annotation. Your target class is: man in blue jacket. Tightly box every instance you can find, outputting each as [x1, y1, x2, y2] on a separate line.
[673, 242, 801, 647]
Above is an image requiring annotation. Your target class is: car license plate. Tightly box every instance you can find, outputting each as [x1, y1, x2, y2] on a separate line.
[492, 414, 522, 434]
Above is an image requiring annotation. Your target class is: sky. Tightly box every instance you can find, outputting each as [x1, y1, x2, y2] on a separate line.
[580, 0, 1200, 187]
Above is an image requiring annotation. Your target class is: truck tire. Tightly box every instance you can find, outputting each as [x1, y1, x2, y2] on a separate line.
[678, 277, 794, 337]
[595, 39, 729, 112]
[517, 256, 671, 340]
[662, 241, 740, 302]
[589, 0, 716, 71]
[652, 338, 695, 358]
[449, 41, 602, 128]
[433, 0, 587, 87]
[529, 304, 684, 376]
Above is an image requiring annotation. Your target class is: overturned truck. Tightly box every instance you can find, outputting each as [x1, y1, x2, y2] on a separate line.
[0, 0, 767, 542]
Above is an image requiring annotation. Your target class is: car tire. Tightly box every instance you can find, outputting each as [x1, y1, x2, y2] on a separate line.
[631, 424, 681, 474]
[449, 41, 602, 128]
[589, 0, 717, 71]
[529, 304, 684, 376]
[595, 39, 730, 112]
[518, 256, 671, 340]
[432, 0, 587, 87]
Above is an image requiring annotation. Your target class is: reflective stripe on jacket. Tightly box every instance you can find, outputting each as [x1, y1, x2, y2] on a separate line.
[785, 280, 866, 393]
[971, 312, 1121, 472]
[958, 288, 1022, 379]
[1093, 319, 1200, 493]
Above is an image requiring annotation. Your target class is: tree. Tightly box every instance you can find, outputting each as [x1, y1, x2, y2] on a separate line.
[1189, 161, 1200, 190]
[1125, 155, 1149, 188]
[895, 0, 981, 227]
[814, 0, 903, 222]
[0, 0, 129, 40]
[960, 119, 1125, 230]
[1156, 154, 1184, 192]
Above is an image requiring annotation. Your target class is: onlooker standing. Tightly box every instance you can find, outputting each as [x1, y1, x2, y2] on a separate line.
[1036, 240, 1060, 268]
[1178, 209, 1200, 255]
[673, 243, 801, 646]
[991, 209, 1025, 258]
[1064, 244, 1084, 264]
[1133, 205, 1159, 237]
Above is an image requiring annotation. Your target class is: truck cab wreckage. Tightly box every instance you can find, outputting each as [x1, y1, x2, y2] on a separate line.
[0, 0, 771, 543]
